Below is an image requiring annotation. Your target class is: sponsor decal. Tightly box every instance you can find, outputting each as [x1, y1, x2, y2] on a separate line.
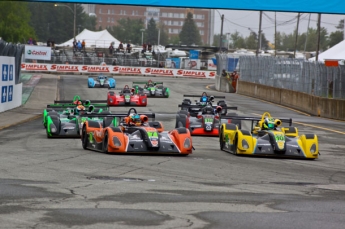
[176, 70, 206, 77]
[208, 72, 216, 77]
[23, 64, 49, 71]
[51, 65, 79, 72]
[145, 68, 174, 76]
[113, 66, 141, 74]
[82, 66, 110, 73]
[27, 50, 48, 56]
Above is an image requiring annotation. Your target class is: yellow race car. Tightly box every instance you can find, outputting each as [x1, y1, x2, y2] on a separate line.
[219, 112, 319, 159]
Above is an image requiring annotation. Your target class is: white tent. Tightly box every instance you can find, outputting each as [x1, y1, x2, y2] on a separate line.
[57, 29, 121, 48]
[309, 40, 345, 62]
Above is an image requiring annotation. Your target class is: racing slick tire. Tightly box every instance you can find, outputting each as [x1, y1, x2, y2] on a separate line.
[102, 131, 109, 153]
[81, 125, 88, 150]
[220, 131, 225, 151]
[182, 99, 191, 105]
[162, 88, 169, 98]
[148, 121, 162, 129]
[175, 114, 187, 128]
[218, 101, 227, 115]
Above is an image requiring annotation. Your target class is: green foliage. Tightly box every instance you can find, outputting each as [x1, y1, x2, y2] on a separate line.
[147, 18, 158, 45]
[328, 31, 343, 48]
[157, 23, 169, 46]
[109, 18, 145, 45]
[167, 35, 180, 45]
[179, 12, 202, 45]
[0, 1, 36, 43]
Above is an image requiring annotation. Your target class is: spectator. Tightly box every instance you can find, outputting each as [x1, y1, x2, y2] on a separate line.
[81, 40, 86, 51]
[148, 43, 152, 52]
[159, 62, 164, 68]
[118, 42, 124, 52]
[112, 59, 117, 66]
[51, 39, 55, 48]
[27, 38, 33, 45]
[33, 39, 37, 45]
[221, 69, 229, 78]
[126, 42, 131, 53]
[109, 42, 114, 55]
[77, 40, 82, 51]
[230, 70, 239, 92]
[73, 39, 77, 52]
[142, 43, 146, 52]
[47, 38, 51, 47]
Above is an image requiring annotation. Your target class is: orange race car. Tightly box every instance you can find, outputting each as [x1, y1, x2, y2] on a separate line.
[80, 108, 193, 155]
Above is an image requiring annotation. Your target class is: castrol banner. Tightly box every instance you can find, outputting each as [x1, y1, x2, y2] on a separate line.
[21, 63, 216, 79]
[24, 46, 51, 61]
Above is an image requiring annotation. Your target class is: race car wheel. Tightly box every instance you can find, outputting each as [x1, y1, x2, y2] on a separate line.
[220, 131, 225, 151]
[81, 125, 88, 150]
[233, 134, 238, 155]
[178, 110, 189, 116]
[102, 132, 109, 153]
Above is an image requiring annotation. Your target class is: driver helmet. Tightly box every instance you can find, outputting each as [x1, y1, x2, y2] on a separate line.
[73, 100, 82, 105]
[263, 117, 275, 130]
[200, 96, 208, 106]
[76, 105, 86, 115]
[129, 113, 141, 126]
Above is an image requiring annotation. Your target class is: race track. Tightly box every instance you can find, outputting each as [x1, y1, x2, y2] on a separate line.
[0, 75, 344, 229]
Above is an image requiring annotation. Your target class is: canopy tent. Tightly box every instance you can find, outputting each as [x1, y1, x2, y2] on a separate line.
[57, 29, 121, 48]
[309, 40, 345, 62]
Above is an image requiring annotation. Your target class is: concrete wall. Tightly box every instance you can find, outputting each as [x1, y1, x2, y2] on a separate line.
[237, 80, 345, 120]
[215, 75, 235, 93]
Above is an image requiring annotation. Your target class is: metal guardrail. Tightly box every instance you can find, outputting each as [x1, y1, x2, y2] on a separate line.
[216, 53, 345, 99]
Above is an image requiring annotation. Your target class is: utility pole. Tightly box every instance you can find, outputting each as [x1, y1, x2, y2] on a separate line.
[74, 4, 76, 38]
[219, 14, 224, 52]
[316, 14, 321, 61]
[274, 12, 277, 57]
[304, 13, 311, 53]
[256, 11, 262, 56]
[343, 18, 345, 40]
[293, 13, 300, 58]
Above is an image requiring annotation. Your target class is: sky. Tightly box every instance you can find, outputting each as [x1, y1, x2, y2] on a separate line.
[214, 10, 345, 43]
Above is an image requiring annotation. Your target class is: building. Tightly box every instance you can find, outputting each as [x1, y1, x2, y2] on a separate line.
[86, 5, 214, 45]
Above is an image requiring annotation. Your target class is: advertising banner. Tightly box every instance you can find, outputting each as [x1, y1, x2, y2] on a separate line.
[185, 59, 201, 70]
[21, 63, 216, 79]
[189, 50, 200, 59]
[0, 57, 22, 112]
[24, 45, 52, 61]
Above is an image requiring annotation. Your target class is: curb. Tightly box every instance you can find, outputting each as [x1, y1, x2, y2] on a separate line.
[0, 114, 42, 131]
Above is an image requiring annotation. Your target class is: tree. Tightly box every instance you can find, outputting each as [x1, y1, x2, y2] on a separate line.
[157, 23, 169, 46]
[246, 32, 257, 49]
[230, 31, 245, 49]
[179, 12, 202, 45]
[0, 1, 36, 43]
[329, 31, 343, 48]
[167, 35, 180, 45]
[146, 18, 158, 45]
[109, 18, 145, 45]
[212, 34, 221, 46]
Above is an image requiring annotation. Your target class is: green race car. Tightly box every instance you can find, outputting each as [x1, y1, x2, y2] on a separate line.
[132, 80, 170, 98]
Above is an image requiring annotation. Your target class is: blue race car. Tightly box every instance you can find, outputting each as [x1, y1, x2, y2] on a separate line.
[88, 74, 116, 88]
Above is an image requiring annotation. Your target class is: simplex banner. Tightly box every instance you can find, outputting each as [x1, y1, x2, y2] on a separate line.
[24, 45, 52, 61]
[0, 57, 22, 113]
[21, 63, 216, 78]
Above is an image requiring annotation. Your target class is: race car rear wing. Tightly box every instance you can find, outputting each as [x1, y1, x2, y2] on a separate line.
[178, 104, 237, 110]
[80, 112, 156, 120]
[132, 81, 163, 85]
[54, 100, 108, 104]
[47, 104, 109, 109]
[183, 94, 225, 99]
[220, 115, 293, 126]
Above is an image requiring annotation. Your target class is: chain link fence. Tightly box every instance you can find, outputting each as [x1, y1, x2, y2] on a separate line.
[217, 53, 345, 99]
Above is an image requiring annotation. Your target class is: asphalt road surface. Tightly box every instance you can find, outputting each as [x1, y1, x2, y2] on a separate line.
[0, 75, 344, 229]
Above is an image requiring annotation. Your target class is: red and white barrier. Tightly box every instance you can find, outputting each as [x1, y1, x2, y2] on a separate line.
[21, 63, 216, 79]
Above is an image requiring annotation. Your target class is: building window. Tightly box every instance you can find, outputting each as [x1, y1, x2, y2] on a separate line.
[196, 22, 204, 27]
[132, 10, 135, 15]
[168, 13, 173, 17]
[123, 10, 126, 15]
[99, 9, 102, 14]
[161, 12, 167, 17]
[200, 30, 204, 35]
[111, 18, 114, 23]
[173, 21, 179, 26]
[112, 9, 115, 14]
[180, 13, 184, 18]
[107, 17, 110, 22]
[173, 13, 179, 18]
[195, 14, 205, 19]
[179, 21, 184, 26]
[108, 9, 110, 14]
[99, 17, 102, 22]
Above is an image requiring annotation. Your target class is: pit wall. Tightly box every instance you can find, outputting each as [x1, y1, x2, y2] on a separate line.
[237, 80, 345, 121]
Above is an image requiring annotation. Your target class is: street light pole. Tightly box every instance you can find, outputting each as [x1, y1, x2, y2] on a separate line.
[140, 29, 145, 46]
[54, 3, 76, 38]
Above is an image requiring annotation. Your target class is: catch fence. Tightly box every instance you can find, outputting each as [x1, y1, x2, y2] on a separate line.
[217, 54, 345, 99]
